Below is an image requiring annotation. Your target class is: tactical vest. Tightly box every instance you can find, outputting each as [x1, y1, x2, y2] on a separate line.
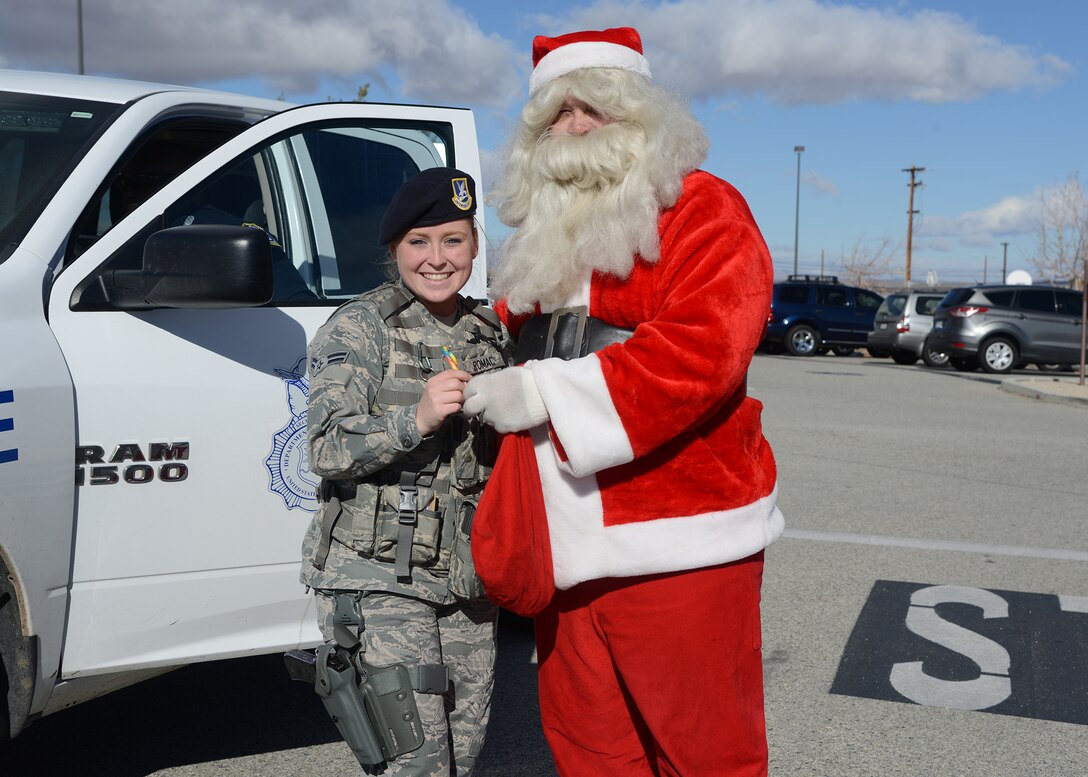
[311, 283, 506, 596]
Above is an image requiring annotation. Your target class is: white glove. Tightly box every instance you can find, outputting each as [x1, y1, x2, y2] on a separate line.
[463, 367, 549, 433]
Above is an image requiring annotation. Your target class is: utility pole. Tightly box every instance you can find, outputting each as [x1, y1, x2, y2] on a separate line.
[77, 0, 84, 74]
[1001, 241, 1009, 282]
[902, 166, 924, 286]
[793, 146, 805, 277]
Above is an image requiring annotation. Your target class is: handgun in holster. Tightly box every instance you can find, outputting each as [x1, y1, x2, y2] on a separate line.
[284, 645, 427, 767]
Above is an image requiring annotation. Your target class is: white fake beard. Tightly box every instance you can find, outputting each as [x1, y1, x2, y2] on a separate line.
[492, 121, 666, 314]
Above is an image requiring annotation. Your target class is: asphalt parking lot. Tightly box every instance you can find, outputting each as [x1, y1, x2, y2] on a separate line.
[752, 352, 1087, 776]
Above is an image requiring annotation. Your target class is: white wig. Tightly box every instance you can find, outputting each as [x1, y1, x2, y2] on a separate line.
[490, 68, 709, 313]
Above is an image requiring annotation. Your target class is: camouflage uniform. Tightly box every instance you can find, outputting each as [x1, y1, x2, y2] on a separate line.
[301, 279, 513, 776]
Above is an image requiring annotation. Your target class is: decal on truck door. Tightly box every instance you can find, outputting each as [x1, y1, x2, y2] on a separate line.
[266, 358, 318, 511]
[0, 389, 16, 464]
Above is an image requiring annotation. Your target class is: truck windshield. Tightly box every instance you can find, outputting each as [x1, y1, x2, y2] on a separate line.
[0, 92, 121, 264]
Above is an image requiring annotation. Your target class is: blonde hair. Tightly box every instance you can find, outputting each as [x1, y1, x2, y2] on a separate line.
[490, 68, 709, 313]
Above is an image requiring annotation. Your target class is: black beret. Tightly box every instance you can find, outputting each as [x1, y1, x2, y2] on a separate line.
[377, 167, 477, 245]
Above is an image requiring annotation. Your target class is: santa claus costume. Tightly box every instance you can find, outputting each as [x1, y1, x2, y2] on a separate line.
[464, 27, 784, 777]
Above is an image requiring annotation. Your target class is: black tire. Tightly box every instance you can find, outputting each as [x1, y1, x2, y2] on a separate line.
[950, 357, 977, 372]
[891, 350, 918, 365]
[980, 336, 1018, 374]
[922, 341, 950, 368]
[867, 347, 890, 358]
[0, 651, 8, 742]
[832, 346, 855, 357]
[785, 324, 820, 356]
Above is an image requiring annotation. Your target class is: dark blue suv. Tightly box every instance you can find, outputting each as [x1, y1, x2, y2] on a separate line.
[761, 275, 884, 356]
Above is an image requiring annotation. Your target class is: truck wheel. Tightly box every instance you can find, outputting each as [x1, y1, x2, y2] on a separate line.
[0, 651, 8, 741]
[922, 342, 950, 368]
[785, 325, 820, 356]
[980, 337, 1018, 374]
[949, 357, 977, 372]
[891, 350, 918, 365]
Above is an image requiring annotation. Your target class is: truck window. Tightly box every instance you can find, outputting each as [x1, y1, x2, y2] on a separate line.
[70, 119, 455, 309]
[66, 120, 250, 264]
[0, 92, 121, 264]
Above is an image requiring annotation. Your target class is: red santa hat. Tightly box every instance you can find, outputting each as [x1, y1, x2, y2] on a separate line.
[529, 26, 652, 95]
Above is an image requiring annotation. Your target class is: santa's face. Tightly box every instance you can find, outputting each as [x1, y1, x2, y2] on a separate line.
[392, 219, 477, 316]
[549, 96, 612, 136]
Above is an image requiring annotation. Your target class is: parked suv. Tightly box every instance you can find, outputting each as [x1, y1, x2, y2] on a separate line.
[926, 284, 1085, 374]
[763, 275, 884, 356]
[867, 290, 947, 366]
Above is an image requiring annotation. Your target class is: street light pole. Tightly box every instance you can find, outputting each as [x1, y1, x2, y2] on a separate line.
[77, 0, 84, 75]
[1001, 242, 1009, 282]
[793, 145, 804, 277]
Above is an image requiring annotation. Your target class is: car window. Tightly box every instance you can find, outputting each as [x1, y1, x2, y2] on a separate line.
[880, 295, 906, 316]
[1014, 289, 1056, 313]
[915, 296, 941, 315]
[817, 287, 847, 306]
[939, 288, 975, 309]
[1056, 290, 1084, 316]
[70, 119, 454, 309]
[983, 289, 1015, 307]
[777, 285, 808, 304]
[856, 289, 883, 310]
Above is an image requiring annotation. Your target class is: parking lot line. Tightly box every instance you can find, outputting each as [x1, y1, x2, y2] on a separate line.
[782, 528, 1088, 562]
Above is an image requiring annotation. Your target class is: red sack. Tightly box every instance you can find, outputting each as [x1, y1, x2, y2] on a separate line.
[471, 430, 555, 617]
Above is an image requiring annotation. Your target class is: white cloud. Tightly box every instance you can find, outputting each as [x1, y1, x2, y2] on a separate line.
[0, 0, 523, 108]
[804, 170, 837, 196]
[917, 194, 1038, 250]
[534, 0, 1071, 104]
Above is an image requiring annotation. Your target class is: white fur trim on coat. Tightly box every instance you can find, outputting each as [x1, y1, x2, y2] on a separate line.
[527, 353, 633, 477]
[530, 41, 652, 94]
[530, 425, 784, 589]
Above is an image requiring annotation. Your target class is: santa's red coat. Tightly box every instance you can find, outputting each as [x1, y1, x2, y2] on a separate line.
[492, 170, 783, 592]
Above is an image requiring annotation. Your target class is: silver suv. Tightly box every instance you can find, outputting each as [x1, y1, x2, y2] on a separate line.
[926, 285, 1085, 374]
[867, 290, 946, 366]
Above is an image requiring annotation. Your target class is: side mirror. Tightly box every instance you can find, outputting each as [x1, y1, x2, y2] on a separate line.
[101, 225, 273, 309]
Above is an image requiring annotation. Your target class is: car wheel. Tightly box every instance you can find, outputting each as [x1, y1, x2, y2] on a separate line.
[785, 325, 820, 356]
[1035, 363, 1065, 372]
[867, 347, 890, 358]
[832, 346, 855, 357]
[950, 357, 977, 372]
[891, 350, 918, 365]
[980, 336, 1018, 374]
[922, 342, 950, 368]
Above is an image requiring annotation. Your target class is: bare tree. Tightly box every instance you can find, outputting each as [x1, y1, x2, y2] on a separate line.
[1030, 173, 1087, 290]
[836, 236, 898, 289]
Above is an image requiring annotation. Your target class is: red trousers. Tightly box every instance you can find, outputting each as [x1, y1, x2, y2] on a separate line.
[535, 553, 768, 777]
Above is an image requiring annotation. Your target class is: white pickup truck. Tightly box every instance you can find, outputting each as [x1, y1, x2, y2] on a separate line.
[0, 69, 487, 738]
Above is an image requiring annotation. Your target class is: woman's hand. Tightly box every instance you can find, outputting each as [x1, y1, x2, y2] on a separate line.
[416, 369, 473, 437]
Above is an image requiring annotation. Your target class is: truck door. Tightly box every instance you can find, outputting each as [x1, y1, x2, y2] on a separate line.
[47, 103, 485, 677]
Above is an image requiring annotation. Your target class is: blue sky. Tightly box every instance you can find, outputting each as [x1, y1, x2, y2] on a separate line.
[2, 0, 1084, 286]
